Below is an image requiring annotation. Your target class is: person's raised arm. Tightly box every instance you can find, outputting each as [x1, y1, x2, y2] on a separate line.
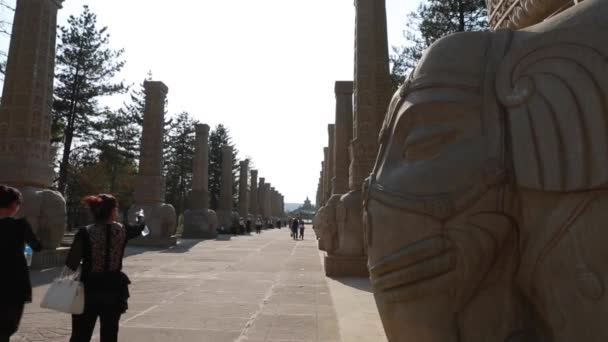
[65, 229, 84, 271]
[20, 218, 42, 252]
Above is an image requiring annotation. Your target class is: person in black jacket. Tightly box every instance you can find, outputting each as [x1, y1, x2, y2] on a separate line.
[0, 185, 42, 342]
[66, 194, 146, 342]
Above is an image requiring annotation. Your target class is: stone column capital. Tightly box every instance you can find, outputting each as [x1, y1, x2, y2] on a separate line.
[195, 123, 210, 136]
[335, 81, 354, 95]
[144, 80, 169, 96]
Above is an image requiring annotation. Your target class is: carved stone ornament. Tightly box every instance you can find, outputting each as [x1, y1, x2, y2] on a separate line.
[365, 1, 608, 340]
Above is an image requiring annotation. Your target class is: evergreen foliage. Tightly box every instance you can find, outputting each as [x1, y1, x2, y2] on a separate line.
[390, 0, 487, 89]
[164, 112, 198, 215]
[52, 5, 126, 195]
[208, 124, 239, 210]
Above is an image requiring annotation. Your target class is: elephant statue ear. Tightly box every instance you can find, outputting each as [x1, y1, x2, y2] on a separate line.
[496, 29, 608, 192]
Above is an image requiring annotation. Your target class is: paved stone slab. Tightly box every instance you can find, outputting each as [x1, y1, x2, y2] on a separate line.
[13, 228, 343, 342]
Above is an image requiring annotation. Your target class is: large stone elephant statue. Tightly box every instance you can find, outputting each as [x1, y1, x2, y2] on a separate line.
[18, 187, 66, 250]
[129, 203, 177, 239]
[364, 1, 608, 341]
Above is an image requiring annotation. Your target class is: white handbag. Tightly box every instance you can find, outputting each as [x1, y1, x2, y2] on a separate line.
[40, 267, 85, 314]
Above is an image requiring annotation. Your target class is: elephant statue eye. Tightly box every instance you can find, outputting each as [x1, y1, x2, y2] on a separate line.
[402, 126, 462, 161]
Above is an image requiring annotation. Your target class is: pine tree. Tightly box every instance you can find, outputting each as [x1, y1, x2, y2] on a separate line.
[208, 124, 239, 210]
[164, 112, 197, 215]
[52, 5, 126, 195]
[390, 0, 487, 89]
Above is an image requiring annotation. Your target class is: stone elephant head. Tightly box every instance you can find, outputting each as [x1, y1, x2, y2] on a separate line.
[19, 187, 66, 250]
[364, 1, 608, 341]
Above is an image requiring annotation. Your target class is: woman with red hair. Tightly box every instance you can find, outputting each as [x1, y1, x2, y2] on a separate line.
[65, 194, 146, 342]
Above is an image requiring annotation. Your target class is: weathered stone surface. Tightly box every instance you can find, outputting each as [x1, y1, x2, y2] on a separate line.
[366, 1, 608, 340]
[130, 81, 176, 246]
[217, 145, 234, 230]
[238, 160, 249, 218]
[258, 177, 266, 220]
[488, 0, 579, 30]
[249, 169, 259, 218]
[191, 124, 210, 208]
[332, 81, 354, 195]
[183, 124, 218, 239]
[0, 0, 67, 250]
[351, 0, 392, 190]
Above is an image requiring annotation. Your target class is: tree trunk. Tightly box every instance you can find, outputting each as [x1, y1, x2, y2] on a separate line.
[57, 127, 74, 195]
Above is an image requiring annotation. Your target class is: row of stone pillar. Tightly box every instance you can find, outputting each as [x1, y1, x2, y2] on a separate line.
[313, 0, 392, 277]
[0, 0, 286, 258]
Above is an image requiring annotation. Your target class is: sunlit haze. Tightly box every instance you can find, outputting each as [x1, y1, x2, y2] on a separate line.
[0, 0, 420, 205]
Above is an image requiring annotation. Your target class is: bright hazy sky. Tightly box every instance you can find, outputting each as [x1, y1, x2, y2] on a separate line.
[0, 0, 421, 205]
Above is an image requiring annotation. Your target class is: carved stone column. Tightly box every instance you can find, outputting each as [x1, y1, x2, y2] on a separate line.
[258, 177, 266, 220]
[333, 81, 354, 195]
[327, 124, 335, 196]
[217, 145, 235, 232]
[270, 187, 276, 219]
[264, 183, 272, 222]
[324, 0, 392, 276]
[129, 81, 176, 247]
[238, 160, 249, 218]
[249, 169, 258, 219]
[351, 0, 393, 190]
[0, 0, 67, 267]
[183, 124, 217, 239]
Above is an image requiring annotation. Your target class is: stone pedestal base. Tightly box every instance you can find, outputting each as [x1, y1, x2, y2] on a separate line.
[182, 209, 218, 239]
[129, 236, 177, 248]
[216, 210, 238, 234]
[128, 202, 177, 245]
[325, 254, 369, 277]
[31, 248, 70, 269]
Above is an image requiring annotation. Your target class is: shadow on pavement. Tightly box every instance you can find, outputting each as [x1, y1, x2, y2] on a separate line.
[159, 239, 203, 254]
[30, 267, 63, 287]
[333, 277, 373, 293]
[215, 234, 232, 241]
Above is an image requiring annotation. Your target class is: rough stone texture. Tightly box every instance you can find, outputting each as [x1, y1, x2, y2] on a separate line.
[488, 0, 579, 30]
[238, 160, 249, 218]
[333, 81, 354, 195]
[217, 145, 234, 230]
[263, 183, 272, 221]
[190, 124, 210, 208]
[323, 148, 330, 204]
[15, 229, 354, 342]
[0, 0, 67, 251]
[366, 1, 608, 340]
[351, 0, 393, 190]
[249, 169, 259, 218]
[130, 81, 176, 247]
[183, 124, 218, 239]
[326, 125, 335, 197]
[258, 177, 266, 220]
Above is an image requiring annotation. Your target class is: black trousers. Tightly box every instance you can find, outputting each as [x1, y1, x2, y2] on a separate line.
[299, 228, 304, 239]
[0, 303, 24, 342]
[70, 304, 122, 342]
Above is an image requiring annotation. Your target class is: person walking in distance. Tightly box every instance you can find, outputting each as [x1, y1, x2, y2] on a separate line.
[66, 194, 147, 342]
[0, 185, 42, 342]
[299, 219, 305, 240]
[291, 218, 299, 241]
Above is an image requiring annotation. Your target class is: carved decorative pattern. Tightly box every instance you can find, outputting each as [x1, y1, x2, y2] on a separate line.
[487, 0, 581, 30]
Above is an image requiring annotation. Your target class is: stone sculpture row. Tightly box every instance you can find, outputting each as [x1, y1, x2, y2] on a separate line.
[316, 0, 608, 340]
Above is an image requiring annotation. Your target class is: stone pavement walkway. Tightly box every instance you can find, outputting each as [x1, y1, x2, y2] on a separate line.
[13, 227, 379, 342]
